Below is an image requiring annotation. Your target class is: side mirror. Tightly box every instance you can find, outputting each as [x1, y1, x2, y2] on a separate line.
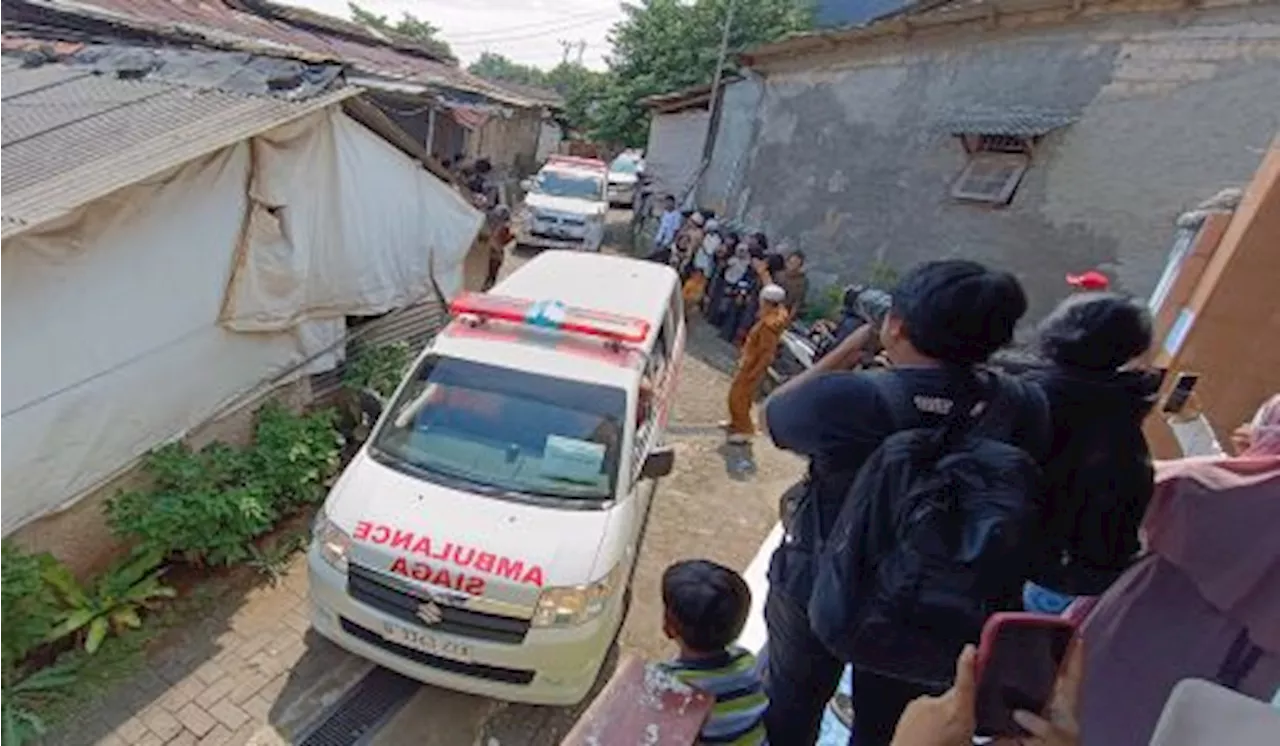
[519, 178, 533, 192]
[639, 446, 675, 480]
[358, 388, 385, 429]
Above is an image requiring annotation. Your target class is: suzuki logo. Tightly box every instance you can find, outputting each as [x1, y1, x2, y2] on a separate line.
[425, 588, 470, 607]
[416, 601, 444, 626]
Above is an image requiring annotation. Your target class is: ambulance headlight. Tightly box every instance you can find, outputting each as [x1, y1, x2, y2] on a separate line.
[313, 512, 352, 573]
[531, 563, 622, 628]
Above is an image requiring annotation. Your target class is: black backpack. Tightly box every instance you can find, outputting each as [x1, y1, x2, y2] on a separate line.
[808, 372, 1049, 686]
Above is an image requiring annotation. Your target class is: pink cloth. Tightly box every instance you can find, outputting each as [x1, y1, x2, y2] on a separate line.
[1242, 394, 1280, 457]
[1080, 456, 1280, 746]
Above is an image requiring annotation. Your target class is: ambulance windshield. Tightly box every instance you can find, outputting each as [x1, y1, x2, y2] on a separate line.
[369, 356, 626, 503]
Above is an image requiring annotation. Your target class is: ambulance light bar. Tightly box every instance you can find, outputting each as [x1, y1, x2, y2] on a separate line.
[545, 154, 607, 172]
[449, 293, 650, 344]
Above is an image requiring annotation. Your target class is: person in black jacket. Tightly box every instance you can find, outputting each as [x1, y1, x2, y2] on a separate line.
[1019, 292, 1160, 612]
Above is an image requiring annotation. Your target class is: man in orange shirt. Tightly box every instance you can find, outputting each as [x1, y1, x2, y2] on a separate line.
[724, 283, 790, 443]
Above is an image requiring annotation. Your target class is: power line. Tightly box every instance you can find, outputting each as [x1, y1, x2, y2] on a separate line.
[447, 13, 613, 47]
[443, 10, 615, 43]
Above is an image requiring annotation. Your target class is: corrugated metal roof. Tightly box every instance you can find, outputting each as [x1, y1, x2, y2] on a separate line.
[1, 60, 356, 239]
[938, 106, 1077, 136]
[20, 0, 542, 108]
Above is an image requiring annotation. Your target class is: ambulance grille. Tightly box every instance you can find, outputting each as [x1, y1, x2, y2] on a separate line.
[347, 563, 530, 644]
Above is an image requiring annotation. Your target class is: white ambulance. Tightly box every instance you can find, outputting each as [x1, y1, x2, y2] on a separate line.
[515, 155, 609, 252]
[308, 251, 686, 705]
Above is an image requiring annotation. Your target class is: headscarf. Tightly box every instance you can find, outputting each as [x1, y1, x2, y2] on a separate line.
[1243, 394, 1280, 457]
[723, 243, 751, 283]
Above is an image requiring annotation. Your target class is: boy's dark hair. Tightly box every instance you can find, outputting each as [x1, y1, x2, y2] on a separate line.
[753, 232, 769, 251]
[662, 560, 751, 652]
[1037, 292, 1152, 370]
[789, 249, 806, 264]
[890, 259, 1027, 365]
[765, 254, 786, 274]
[474, 158, 492, 174]
[725, 231, 741, 247]
[663, 194, 676, 204]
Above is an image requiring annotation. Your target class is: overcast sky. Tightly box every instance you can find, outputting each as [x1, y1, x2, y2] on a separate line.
[281, 0, 625, 70]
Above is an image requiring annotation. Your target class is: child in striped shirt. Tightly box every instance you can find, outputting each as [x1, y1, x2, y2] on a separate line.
[660, 560, 768, 745]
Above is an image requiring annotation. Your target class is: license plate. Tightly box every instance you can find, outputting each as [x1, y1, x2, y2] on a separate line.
[379, 621, 473, 663]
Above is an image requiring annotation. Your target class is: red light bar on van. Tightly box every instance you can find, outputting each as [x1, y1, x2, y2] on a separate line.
[449, 293, 651, 344]
[546, 154, 607, 172]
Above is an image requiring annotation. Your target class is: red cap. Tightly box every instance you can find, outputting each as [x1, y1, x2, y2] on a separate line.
[1066, 270, 1110, 291]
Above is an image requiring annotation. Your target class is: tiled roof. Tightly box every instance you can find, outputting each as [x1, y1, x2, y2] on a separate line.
[1, 55, 355, 238]
[14, 0, 543, 107]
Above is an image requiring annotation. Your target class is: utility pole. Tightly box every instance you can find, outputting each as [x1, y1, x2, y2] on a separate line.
[696, 0, 736, 201]
[575, 40, 587, 66]
[558, 39, 573, 64]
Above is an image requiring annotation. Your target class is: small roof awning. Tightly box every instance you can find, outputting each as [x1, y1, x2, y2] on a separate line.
[450, 105, 492, 131]
[938, 106, 1077, 137]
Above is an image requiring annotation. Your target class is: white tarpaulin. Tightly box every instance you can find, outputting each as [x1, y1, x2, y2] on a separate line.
[221, 109, 482, 331]
[1, 108, 482, 533]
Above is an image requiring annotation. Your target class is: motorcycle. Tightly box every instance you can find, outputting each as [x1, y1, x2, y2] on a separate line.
[767, 285, 891, 390]
[765, 321, 830, 392]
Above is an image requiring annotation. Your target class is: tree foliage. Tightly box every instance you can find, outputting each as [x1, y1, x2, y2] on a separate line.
[348, 2, 453, 59]
[594, 0, 812, 146]
[467, 54, 605, 134]
[468, 52, 546, 87]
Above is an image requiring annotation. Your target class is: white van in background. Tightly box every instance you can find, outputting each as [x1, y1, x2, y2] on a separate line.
[515, 155, 609, 252]
[308, 251, 686, 705]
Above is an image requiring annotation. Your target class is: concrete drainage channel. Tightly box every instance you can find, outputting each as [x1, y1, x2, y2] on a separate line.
[296, 667, 420, 746]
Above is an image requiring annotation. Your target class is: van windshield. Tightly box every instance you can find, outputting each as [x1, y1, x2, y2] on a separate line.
[369, 356, 626, 503]
[530, 169, 604, 201]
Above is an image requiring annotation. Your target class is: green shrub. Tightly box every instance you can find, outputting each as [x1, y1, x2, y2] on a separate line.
[106, 443, 277, 567]
[43, 549, 174, 654]
[342, 341, 412, 400]
[1, 543, 60, 675]
[865, 260, 899, 290]
[2, 661, 80, 745]
[251, 402, 341, 510]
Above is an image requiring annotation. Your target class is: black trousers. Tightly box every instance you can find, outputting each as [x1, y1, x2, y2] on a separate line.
[762, 589, 935, 746]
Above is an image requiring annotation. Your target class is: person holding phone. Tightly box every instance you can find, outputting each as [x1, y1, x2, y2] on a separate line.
[891, 638, 1084, 746]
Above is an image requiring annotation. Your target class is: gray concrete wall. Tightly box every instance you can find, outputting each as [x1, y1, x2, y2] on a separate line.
[700, 76, 765, 216]
[729, 3, 1280, 320]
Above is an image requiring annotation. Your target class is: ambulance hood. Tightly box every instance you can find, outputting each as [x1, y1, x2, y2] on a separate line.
[326, 450, 611, 613]
[524, 193, 607, 219]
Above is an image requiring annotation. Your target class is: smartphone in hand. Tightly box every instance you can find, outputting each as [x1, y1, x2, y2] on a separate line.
[974, 612, 1076, 738]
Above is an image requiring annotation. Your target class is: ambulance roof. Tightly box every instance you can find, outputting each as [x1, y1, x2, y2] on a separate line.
[429, 252, 679, 390]
[492, 251, 677, 327]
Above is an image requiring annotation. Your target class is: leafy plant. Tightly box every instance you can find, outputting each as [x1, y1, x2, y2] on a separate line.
[342, 341, 412, 400]
[107, 443, 277, 566]
[2, 661, 80, 746]
[43, 550, 175, 654]
[864, 260, 900, 290]
[251, 402, 342, 510]
[1, 543, 61, 676]
[246, 533, 308, 586]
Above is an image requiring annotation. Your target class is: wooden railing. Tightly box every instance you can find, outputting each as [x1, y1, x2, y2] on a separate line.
[561, 654, 714, 745]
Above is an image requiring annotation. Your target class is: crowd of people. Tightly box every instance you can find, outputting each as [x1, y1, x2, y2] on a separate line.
[638, 207, 1279, 746]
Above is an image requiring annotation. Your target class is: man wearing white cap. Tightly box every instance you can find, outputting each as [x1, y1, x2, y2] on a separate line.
[724, 283, 790, 443]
